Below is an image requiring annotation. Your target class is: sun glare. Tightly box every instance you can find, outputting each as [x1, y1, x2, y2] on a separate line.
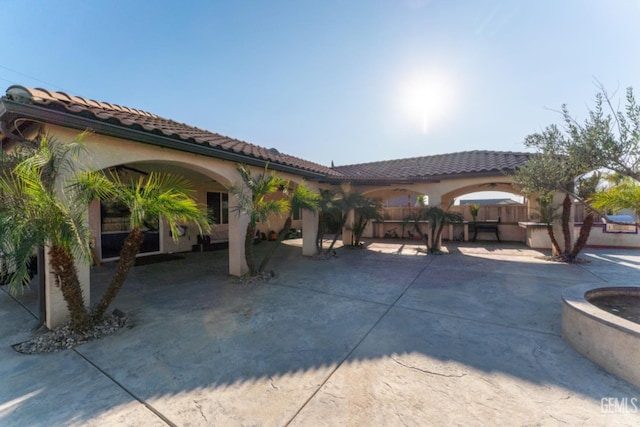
[396, 69, 457, 134]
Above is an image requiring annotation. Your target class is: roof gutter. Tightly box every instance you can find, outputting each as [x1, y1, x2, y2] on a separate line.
[0, 98, 329, 180]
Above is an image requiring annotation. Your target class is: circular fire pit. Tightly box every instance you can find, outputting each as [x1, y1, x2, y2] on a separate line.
[562, 284, 640, 388]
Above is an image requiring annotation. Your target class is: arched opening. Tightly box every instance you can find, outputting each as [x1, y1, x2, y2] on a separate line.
[442, 183, 528, 242]
[455, 191, 524, 206]
[89, 160, 234, 262]
[443, 183, 526, 221]
[360, 187, 427, 240]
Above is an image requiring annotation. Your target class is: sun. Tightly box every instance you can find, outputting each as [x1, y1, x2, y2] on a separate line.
[396, 68, 457, 133]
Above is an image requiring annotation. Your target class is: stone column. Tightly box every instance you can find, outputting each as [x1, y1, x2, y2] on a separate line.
[302, 209, 318, 256]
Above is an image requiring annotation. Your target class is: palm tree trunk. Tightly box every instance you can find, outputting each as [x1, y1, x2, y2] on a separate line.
[353, 218, 368, 246]
[49, 245, 91, 332]
[412, 220, 425, 243]
[546, 224, 563, 256]
[569, 213, 594, 259]
[561, 193, 572, 255]
[432, 221, 444, 253]
[428, 221, 440, 254]
[245, 222, 257, 275]
[316, 216, 326, 251]
[258, 216, 291, 273]
[325, 213, 347, 254]
[93, 228, 144, 321]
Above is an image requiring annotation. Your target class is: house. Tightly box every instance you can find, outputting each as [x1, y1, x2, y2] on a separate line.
[0, 85, 533, 327]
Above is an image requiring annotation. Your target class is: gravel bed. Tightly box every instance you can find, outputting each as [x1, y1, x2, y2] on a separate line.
[12, 314, 128, 354]
[236, 271, 275, 285]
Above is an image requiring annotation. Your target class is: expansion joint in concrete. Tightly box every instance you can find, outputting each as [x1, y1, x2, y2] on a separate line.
[73, 349, 177, 427]
[284, 257, 436, 426]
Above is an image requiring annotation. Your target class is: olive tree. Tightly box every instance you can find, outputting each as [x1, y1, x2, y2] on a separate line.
[514, 85, 640, 260]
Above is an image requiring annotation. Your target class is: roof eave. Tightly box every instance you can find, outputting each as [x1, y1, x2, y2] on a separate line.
[0, 98, 329, 180]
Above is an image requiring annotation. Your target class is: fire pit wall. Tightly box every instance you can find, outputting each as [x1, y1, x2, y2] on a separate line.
[562, 284, 640, 388]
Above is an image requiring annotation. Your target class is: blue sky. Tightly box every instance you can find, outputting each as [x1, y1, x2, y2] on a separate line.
[3, 0, 640, 167]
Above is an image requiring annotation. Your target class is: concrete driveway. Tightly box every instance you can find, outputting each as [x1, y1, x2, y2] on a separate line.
[1, 241, 639, 426]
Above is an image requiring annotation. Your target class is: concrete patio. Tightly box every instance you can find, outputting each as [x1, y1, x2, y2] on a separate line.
[1, 241, 639, 426]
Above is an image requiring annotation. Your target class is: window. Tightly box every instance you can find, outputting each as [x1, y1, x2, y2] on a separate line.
[207, 192, 229, 225]
[101, 199, 159, 232]
[100, 199, 159, 258]
[101, 200, 130, 233]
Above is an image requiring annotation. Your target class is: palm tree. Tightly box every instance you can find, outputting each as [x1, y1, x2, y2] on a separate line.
[590, 178, 640, 217]
[416, 205, 463, 254]
[257, 180, 320, 272]
[75, 170, 211, 321]
[323, 189, 372, 254]
[316, 189, 338, 252]
[229, 165, 290, 276]
[349, 197, 383, 246]
[0, 134, 95, 332]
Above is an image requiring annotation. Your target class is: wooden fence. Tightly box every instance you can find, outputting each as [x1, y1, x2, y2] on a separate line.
[382, 204, 528, 223]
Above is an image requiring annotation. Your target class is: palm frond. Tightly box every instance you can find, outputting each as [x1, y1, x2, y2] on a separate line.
[290, 180, 320, 213]
[589, 179, 640, 215]
[70, 170, 117, 204]
[104, 171, 211, 240]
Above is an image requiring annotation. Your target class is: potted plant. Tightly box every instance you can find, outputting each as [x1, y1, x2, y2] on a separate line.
[268, 230, 278, 241]
[470, 204, 479, 222]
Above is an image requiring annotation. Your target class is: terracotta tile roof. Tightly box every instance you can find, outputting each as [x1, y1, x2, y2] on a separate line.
[2, 86, 532, 183]
[332, 151, 533, 182]
[3, 85, 341, 178]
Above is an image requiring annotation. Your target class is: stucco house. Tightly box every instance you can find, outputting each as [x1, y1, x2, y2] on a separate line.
[0, 85, 533, 327]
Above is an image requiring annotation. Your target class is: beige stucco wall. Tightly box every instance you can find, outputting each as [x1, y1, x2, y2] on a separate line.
[580, 224, 640, 248]
[520, 224, 554, 249]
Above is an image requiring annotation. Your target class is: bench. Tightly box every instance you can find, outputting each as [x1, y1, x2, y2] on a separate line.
[192, 232, 229, 252]
[471, 218, 501, 242]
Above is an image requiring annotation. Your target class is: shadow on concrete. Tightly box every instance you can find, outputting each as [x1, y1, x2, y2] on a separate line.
[2, 242, 639, 425]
